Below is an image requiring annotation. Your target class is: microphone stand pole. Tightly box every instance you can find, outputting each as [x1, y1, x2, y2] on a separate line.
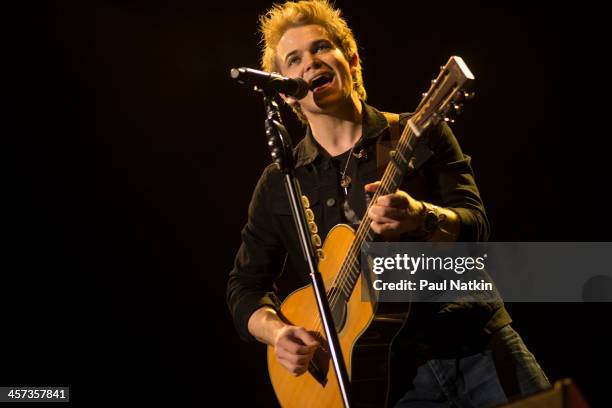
[260, 91, 351, 408]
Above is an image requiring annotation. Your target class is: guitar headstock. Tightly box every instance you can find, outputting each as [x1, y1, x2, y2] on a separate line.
[412, 56, 475, 133]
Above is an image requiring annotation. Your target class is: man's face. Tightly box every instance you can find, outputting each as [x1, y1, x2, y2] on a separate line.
[275, 24, 356, 115]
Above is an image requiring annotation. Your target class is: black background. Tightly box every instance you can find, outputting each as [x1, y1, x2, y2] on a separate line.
[8, 1, 611, 406]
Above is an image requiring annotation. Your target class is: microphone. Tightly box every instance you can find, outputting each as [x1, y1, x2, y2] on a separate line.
[230, 67, 309, 99]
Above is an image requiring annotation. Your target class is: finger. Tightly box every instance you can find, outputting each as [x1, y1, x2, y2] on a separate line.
[276, 346, 313, 369]
[294, 366, 308, 376]
[376, 194, 410, 209]
[293, 328, 319, 348]
[276, 346, 297, 362]
[279, 351, 313, 366]
[279, 336, 314, 355]
[370, 220, 383, 234]
[291, 364, 309, 376]
[278, 328, 318, 354]
[364, 181, 381, 193]
[369, 212, 401, 225]
[276, 339, 314, 362]
[277, 356, 308, 376]
[370, 220, 401, 235]
[378, 222, 400, 234]
[369, 205, 407, 221]
[370, 220, 400, 233]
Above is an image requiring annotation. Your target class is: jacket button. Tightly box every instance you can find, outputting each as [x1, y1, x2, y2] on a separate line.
[326, 198, 336, 207]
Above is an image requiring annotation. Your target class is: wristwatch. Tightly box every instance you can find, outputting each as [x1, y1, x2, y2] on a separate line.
[421, 202, 440, 235]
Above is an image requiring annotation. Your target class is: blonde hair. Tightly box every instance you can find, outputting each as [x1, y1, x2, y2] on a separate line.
[259, 0, 367, 120]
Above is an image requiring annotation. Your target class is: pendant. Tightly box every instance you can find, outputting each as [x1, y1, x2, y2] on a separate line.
[340, 175, 352, 189]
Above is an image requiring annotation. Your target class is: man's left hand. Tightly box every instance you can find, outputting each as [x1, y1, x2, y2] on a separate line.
[365, 181, 423, 240]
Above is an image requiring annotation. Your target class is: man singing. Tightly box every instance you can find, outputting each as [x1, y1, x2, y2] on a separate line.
[227, 1, 550, 406]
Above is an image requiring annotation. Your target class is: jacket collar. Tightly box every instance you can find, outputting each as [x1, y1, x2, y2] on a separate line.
[294, 102, 389, 168]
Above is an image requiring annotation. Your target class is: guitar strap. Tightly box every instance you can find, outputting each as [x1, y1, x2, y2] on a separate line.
[377, 112, 401, 178]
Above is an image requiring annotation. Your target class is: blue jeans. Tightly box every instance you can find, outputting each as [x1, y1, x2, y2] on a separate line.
[394, 325, 550, 408]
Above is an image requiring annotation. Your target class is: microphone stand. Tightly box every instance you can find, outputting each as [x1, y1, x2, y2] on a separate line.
[260, 90, 351, 408]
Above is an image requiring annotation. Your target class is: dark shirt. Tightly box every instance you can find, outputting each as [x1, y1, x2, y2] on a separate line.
[226, 103, 510, 344]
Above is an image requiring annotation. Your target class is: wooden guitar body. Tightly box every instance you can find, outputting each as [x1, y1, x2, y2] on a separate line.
[267, 224, 409, 408]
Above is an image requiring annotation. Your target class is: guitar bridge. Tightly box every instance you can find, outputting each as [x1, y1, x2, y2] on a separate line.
[307, 337, 330, 386]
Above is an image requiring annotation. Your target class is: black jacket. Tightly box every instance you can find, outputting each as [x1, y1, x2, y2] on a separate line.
[227, 103, 510, 343]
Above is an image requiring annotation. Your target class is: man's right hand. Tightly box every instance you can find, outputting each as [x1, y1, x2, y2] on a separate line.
[273, 325, 319, 376]
[248, 307, 320, 376]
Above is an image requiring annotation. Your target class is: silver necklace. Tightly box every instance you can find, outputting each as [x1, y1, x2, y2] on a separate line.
[339, 145, 356, 195]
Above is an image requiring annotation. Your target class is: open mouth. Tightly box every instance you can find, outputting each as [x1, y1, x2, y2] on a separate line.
[309, 73, 334, 92]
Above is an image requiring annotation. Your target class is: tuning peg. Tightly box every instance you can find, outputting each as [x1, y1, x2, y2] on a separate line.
[444, 117, 455, 124]
[463, 91, 476, 100]
[453, 104, 463, 115]
[431, 79, 437, 85]
[422, 92, 428, 98]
